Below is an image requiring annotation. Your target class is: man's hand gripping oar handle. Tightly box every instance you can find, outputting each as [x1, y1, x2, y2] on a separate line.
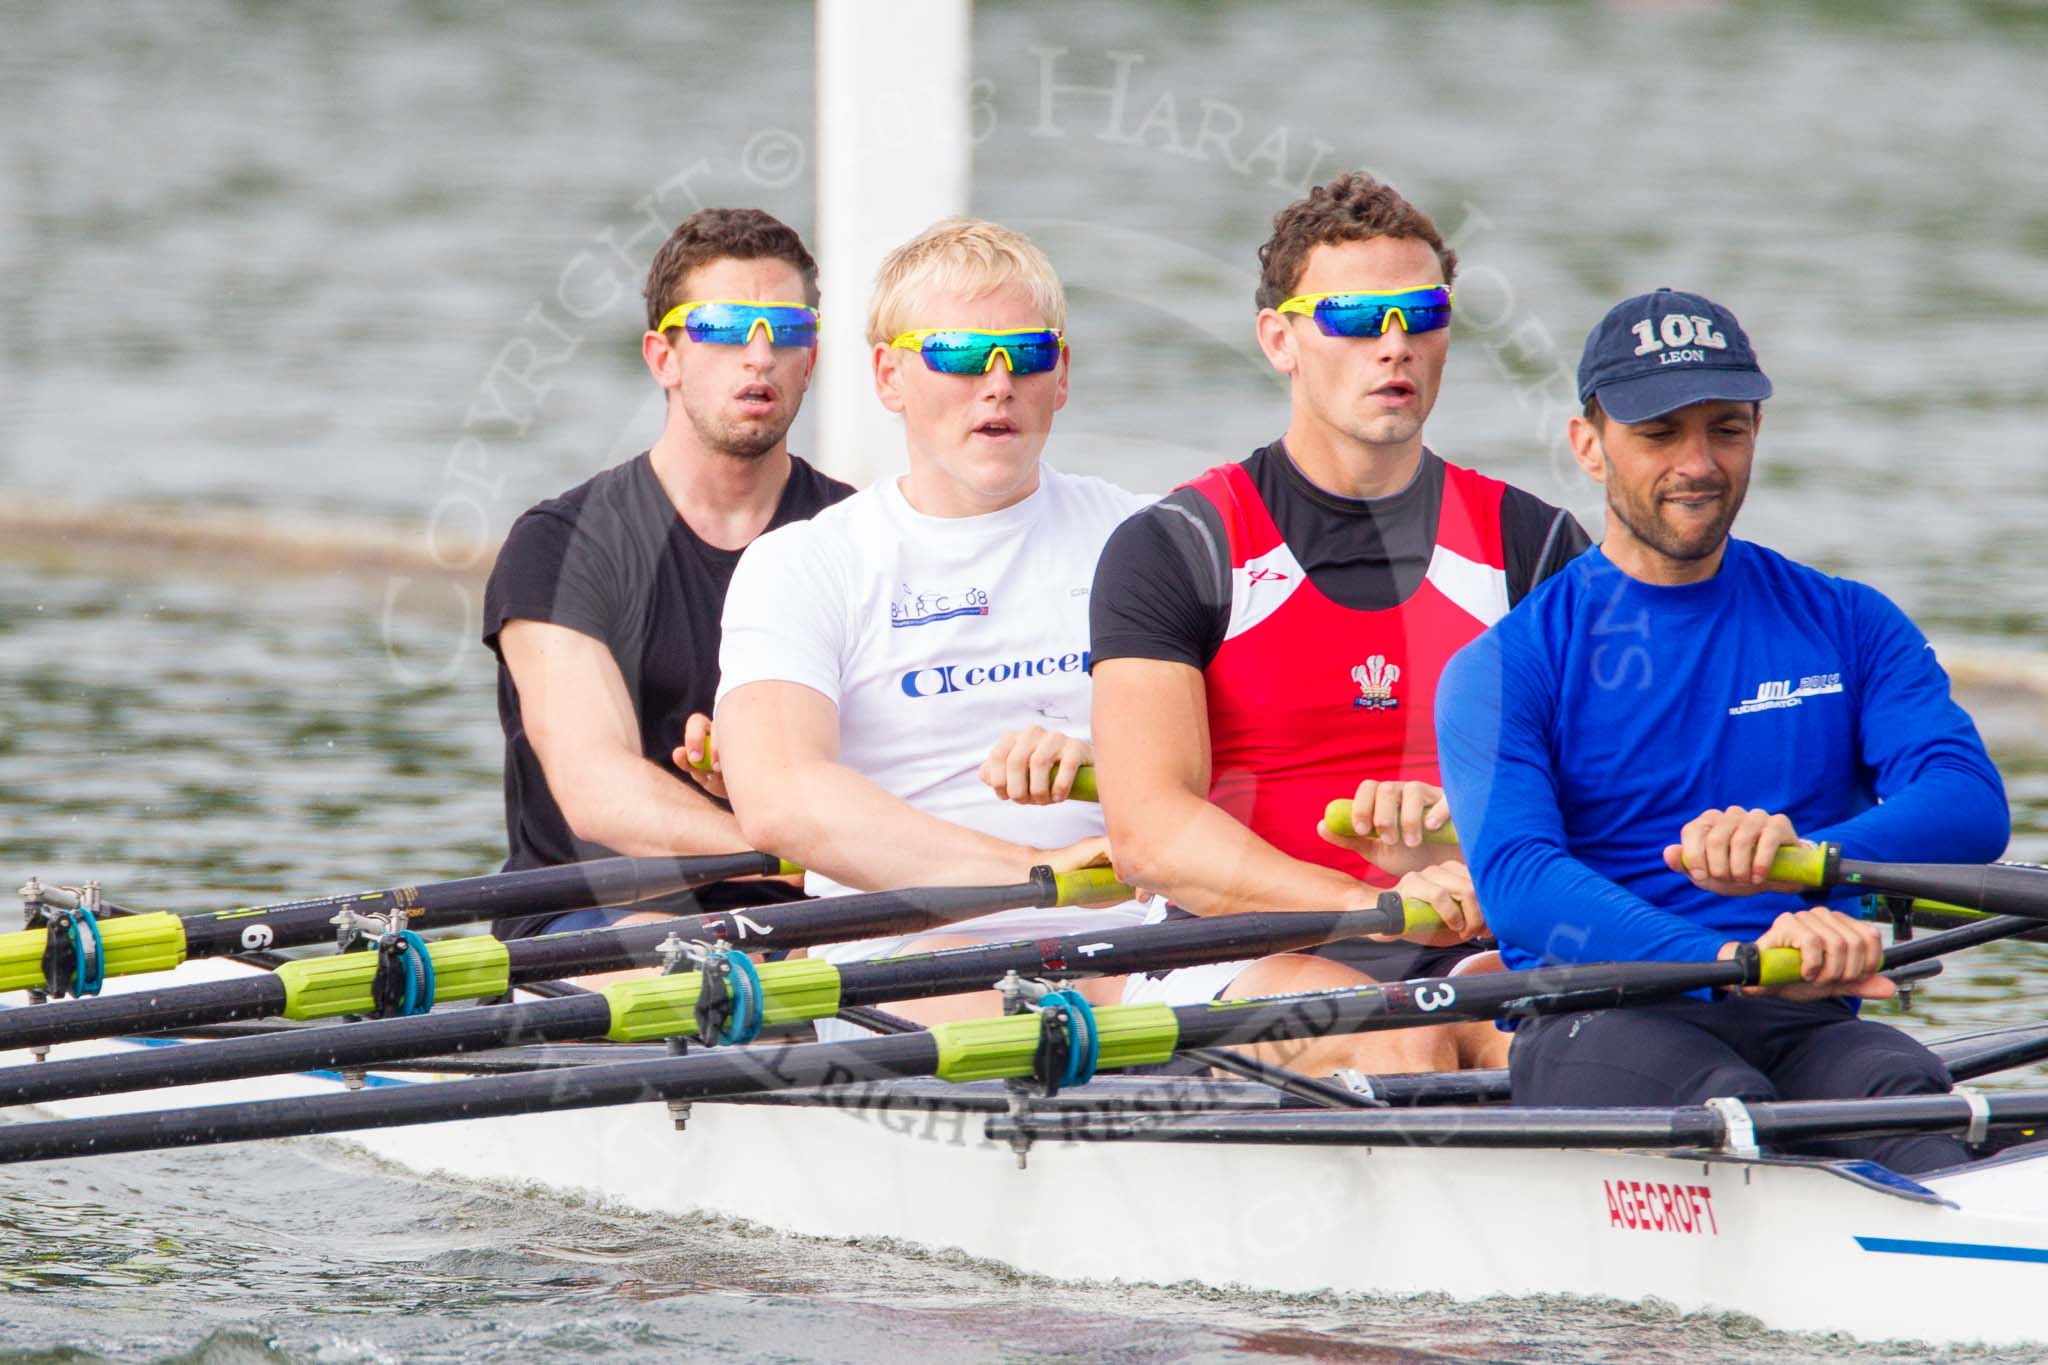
[1321, 799, 1462, 847]
[691, 728, 1108, 805]
[1744, 843, 2048, 937]
[1727, 942, 1814, 988]
[1367, 889, 1449, 938]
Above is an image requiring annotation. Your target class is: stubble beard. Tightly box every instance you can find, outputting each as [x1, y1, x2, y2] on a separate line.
[688, 400, 793, 461]
[1604, 455, 1748, 563]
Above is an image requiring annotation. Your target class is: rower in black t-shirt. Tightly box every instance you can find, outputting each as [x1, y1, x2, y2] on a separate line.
[482, 209, 851, 941]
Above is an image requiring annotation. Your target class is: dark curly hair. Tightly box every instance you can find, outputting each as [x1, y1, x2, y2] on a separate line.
[642, 208, 819, 331]
[1255, 173, 1457, 311]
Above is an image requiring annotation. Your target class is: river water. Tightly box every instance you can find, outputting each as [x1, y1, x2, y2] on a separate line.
[4, 1, 2048, 1359]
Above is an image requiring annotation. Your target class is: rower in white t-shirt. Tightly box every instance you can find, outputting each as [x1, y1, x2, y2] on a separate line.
[715, 217, 1150, 1028]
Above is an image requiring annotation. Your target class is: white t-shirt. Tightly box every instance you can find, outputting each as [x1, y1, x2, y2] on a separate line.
[717, 465, 1151, 909]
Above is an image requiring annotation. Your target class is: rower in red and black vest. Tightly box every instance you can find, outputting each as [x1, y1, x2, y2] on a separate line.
[1184, 454, 1523, 872]
[1088, 173, 1588, 1076]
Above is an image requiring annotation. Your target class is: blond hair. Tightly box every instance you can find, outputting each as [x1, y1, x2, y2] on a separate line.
[865, 217, 1067, 345]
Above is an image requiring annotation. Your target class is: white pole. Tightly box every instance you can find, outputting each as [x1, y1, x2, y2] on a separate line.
[814, 0, 972, 486]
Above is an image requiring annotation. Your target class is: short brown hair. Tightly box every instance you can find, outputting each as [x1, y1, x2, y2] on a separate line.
[642, 208, 819, 331]
[1255, 173, 1458, 310]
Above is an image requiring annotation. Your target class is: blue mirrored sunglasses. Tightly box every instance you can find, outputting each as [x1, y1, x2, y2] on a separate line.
[1276, 286, 1454, 337]
[657, 299, 820, 347]
[889, 328, 1066, 375]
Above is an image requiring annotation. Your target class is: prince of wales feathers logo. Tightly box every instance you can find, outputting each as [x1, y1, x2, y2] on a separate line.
[1352, 655, 1401, 711]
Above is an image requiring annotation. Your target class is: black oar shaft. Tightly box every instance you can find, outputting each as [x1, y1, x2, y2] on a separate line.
[0, 998, 615, 1106]
[175, 852, 783, 958]
[1136, 923, 1955, 1051]
[1879, 912, 2036, 965]
[834, 903, 1402, 1000]
[1789, 848, 2048, 926]
[990, 1106, 1730, 1149]
[0, 1032, 943, 1163]
[996, 1088, 2048, 1151]
[1938, 1023, 2048, 1083]
[0, 976, 291, 1054]
[668, 872, 1073, 950]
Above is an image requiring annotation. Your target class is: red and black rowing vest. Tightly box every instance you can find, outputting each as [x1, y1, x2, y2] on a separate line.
[1184, 458, 1512, 875]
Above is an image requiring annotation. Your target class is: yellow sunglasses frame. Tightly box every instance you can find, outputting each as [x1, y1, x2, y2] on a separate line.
[656, 299, 820, 345]
[1275, 286, 1456, 336]
[887, 327, 1068, 374]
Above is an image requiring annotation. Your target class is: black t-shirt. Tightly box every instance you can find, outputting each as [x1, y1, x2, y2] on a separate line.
[482, 451, 852, 937]
[1091, 442, 1590, 670]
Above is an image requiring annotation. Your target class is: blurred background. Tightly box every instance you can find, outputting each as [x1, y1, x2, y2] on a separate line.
[3, 3, 2048, 1356]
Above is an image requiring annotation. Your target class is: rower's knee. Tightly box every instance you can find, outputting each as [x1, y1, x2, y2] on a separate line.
[1456, 1019, 1510, 1070]
[1815, 1023, 1954, 1102]
[1349, 1026, 1461, 1075]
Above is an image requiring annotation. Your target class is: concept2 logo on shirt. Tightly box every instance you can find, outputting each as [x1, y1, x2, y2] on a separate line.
[901, 650, 1090, 698]
[890, 583, 991, 628]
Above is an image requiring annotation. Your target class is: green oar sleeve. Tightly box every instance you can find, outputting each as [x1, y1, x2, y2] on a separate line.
[275, 936, 511, 1020]
[0, 912, 188, 994]
[930, 1002, 1178, 1082]
[602, 958, 843, 1042]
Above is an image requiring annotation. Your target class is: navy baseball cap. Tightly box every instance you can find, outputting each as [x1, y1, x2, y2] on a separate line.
[1576, 288, 1772, 424]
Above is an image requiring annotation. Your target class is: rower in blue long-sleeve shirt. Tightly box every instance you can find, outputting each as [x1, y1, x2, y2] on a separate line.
[1435, 288, 2009, 1175]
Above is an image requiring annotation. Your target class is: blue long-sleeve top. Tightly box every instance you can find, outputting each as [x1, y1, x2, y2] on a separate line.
[1435, 539, 2009, 972]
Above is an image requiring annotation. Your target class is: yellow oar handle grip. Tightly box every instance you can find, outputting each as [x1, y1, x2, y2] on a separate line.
[1755, 946, 1805, 988]
[1671, 843, 1829, 888]
[1052, 866, 1133, 906]
[1323, 798, 1461, 847]
[1397, 896, 1445, 936]
[1049, 763, 1099, 802]
[1766, 844, 1828, 887]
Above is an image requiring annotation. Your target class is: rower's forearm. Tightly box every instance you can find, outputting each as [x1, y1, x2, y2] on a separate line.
[552, 754, 751, 859]
[733, 761, 1035, 891]
[1808, 761, 2011, 867]
[1109, 791, 1367, 916]
[1472, 832, 1727, 968]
